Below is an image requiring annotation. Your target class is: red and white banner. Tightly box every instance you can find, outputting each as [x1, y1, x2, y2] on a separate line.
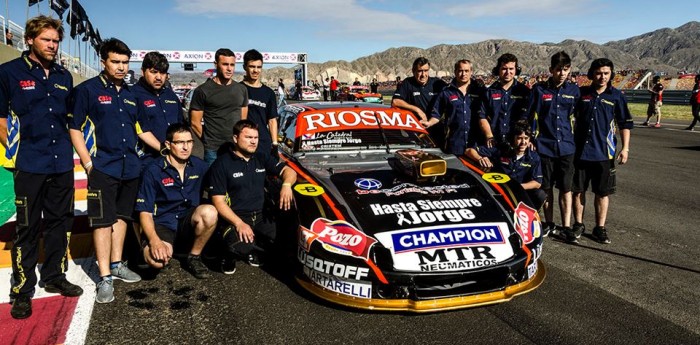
[130, 50, 302, 64]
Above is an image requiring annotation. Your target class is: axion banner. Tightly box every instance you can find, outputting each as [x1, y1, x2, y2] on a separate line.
[130, 50, 303, 64]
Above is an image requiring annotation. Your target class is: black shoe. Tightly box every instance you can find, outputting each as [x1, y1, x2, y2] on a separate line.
[10, 295, 32, 319]
[247, 253, 261, 267]
[572, 222, 586, 239]
[559, 227, 578, 244]
[45, 277, 84, 297]
[542, 222, 556, 238]
[186, 255, 210, 279]
[592, 226, 611, 244]
[221, 257, 237, 275]
[685, 126, 695, 131]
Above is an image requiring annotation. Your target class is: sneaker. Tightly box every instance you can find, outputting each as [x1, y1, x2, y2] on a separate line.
[685, 126, 695, 131]
[186, 255, 210, 279]
[572, 222, 586, 239]
[654, 123, 661, 128]
[221, 258, 237, 275]
[247, 253, 261, 267]
[45, 277, 84, 297]
[542, 222, 556, 238]
[641, 122, 649, 126]
[592, 226, 611, 244]
[559, 227, 578, 244]
[110, 262, 142, 283]
[95, 279, 115, 304]
[10, 295, 32, 319]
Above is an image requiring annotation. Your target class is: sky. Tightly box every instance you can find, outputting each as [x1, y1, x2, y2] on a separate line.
[5, 0, 699, 68]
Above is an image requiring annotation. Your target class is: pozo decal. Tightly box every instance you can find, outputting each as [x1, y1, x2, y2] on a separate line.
[299, 218, 377, 260]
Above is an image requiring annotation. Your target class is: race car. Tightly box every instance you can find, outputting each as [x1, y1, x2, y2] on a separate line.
[275, 102, 545, 312]
[337, 85, 383, 103]
[289, 85, 322, 101]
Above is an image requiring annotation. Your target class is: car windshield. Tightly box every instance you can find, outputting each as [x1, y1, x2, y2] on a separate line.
[294, 107, 433, 152]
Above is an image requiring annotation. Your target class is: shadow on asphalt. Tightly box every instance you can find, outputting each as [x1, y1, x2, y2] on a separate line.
[673, 146, 700, 151]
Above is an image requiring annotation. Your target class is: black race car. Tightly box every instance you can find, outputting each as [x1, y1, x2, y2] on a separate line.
[276, 102, 545, 312]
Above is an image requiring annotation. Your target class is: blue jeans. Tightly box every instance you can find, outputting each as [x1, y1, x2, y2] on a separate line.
[204, 149, 218, 166]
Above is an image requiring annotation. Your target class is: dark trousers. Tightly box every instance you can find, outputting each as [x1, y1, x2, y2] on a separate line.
[690, 104, 700, 128]
[11, 170, 74, 297]
[323, 90, 329, 101]
[223, 210, 276, 258]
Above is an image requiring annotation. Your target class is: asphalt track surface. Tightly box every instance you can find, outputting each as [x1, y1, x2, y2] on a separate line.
[86, 117, 700, 345]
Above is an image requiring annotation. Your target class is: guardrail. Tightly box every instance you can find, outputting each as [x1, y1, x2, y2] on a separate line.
[622, 90, 692, 105]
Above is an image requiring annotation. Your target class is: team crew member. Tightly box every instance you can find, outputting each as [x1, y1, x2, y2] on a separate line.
[392, 57, 447, 147]
[479, 53, 530, 146]
[466, 122, 545, 210]
[424, 59, 482, 155]
[241, 49, 279, 158]
[0, 15, 82, 319]
[208, 120, 296, 273]
[135, 124, 217, 279]
[69, 38, 161, 303]
[564, 58, 633, 244]
[642, 76, 664, 127]
[189, 48, 248, 165]
[528, 51, 580, 237]
[686, 75, 700, 130]
[132, 51, 184, 167]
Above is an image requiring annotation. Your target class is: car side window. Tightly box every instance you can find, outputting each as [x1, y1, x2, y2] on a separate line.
[279, 111, 297, 149]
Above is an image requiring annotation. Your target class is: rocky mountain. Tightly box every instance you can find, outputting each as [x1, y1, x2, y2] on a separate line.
[171, 21, 700, 86]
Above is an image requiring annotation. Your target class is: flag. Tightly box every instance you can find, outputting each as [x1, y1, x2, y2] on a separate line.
[28, 0, 45, 6]
[69, 0, 88, 39]
[50, 0, 69, 19]
[82, 20, 93, 42]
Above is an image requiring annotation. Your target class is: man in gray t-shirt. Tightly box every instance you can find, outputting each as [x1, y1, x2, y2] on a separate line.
[189, 48, 248, 165]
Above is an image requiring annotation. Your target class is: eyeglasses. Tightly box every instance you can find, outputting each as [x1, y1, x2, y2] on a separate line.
[170, 140, 194, 146]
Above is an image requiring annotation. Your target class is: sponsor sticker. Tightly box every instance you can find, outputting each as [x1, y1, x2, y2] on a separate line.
[303, 266, 372, 299]
[482, 172, 510, 184]
[308, 218, 376, 260]
[295, 108, 426, 137]
[161, 177, 174, 187]
[369, 198, 482, 226]
[298, 248, 369, 280]
[527, 261, 537, 279]
[294, 183, 325, 196]
[355, 182, 470, 196]
[354, 178, 382, 190]
[389, 224, 506, 253]
[514, 202, 540, 244]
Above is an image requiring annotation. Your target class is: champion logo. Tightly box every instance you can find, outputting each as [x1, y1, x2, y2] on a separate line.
[542, 94, 553, 101]
[144, 99, 156, 108]
[161, 177, 174, 187]
[98, 95, 112, 104]
[19, 80, 36, 90]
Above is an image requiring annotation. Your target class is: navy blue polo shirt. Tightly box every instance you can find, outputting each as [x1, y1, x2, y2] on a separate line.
[207, 150, 286, 214]
[0, 52, 73, 173]
[68, 74, 150, 179]
[575, 85, 634, 162]
[479, 80, 530, 142]
[135, 155, 208, 231]
[476, 146, 543, 184]
[392, 76, 447, 114]
[430, 81, 482, 155]
[132, 78, 184, 158]
[528, 80, 580, 158]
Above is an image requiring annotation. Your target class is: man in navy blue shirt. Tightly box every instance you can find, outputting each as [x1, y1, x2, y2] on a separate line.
[466, 122, 545, 210]
[479, 53, 530, 146]
[132, 51, 184, 167]
[208, 120, 296, 273]
[0, 15, 83, 319]
[69, 38, 161, 303]
[528, 51, 580, 238]
[392, 57, 447, 148]
[135, 124, 216, 279]
[241, 49, 278, 158]
[563, 58, 633, 244]
[424, 59, 482, 155]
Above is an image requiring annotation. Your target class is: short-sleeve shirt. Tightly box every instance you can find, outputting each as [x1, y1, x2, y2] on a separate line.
[475, 146, 543, 184]
[528, 80, 580, 158]
[132, 78, 184, 158]
[479, 80, 530, 142]
[430, 81, 482, 155]
[207, 150, 286, 213]
[691, 83, 700, 104]
[135, 155, 208, 231]
[0, 52, 73, 173]
[244, 83, 278, 151]
[574, 85, 634, 162]
[392, 76, 447, 114]
[68, 74, 147, 179]
[189, 78, 248, 151]
[650, 83, 664, 103]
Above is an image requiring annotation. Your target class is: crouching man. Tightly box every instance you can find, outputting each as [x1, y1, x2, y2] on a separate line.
[135, 124, 217, 278]
[208, 120, 296, 274]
